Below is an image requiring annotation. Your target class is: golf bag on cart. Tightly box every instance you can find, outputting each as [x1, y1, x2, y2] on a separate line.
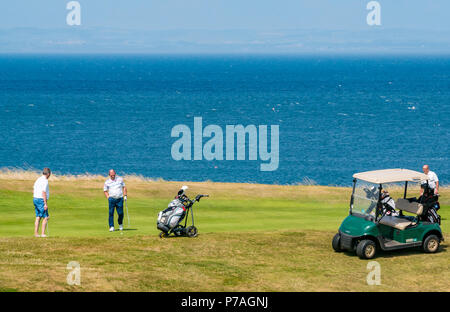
[380, 190, 399, 216]
[157, 186, 208, 238]
[418, 183, 441, 225]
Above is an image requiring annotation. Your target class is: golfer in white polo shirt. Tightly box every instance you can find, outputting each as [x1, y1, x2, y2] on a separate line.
[422, 164, 439, 195]
[103, 169, 127, 232]
[33, 168, 51, 237]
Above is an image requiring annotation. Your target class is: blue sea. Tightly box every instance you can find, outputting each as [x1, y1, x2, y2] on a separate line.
[0, 55, 448, 185]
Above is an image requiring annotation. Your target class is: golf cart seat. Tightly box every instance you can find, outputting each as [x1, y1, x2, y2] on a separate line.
[379, 215, 413, 230]
[395, 198, 423, 215]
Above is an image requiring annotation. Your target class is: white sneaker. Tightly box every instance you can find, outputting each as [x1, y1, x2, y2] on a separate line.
[119, 224, 123, 231]
[34, 234, 41, 238]
[109, 227, 115, 232]
[41, 234, 47, 238]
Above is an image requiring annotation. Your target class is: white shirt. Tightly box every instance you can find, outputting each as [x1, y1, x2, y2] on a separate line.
[426, 171, 439, 189]
[33, 176, 49, 200]
[104, 176, 125, 199]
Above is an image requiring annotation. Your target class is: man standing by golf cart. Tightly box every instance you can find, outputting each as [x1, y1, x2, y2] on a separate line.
[422, 165, 439, 195]
[33, 168, 51, 237]
[103, 169, 127, 232]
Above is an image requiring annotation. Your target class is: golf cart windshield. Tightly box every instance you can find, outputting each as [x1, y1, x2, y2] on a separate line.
[351, 180, 379, 217]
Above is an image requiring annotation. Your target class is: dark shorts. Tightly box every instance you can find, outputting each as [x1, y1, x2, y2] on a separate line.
[34, 198, 49, 218]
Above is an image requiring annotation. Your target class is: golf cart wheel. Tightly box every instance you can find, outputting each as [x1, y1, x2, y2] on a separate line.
[356, 240, 377, 259]
[159, 232, 169, 239]
[186, 226, 198, 238]
[423, 235, 440, 253]
[332, 233, 342, 252]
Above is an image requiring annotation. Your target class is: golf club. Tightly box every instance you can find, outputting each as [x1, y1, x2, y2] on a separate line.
[125, 197, 130, 228]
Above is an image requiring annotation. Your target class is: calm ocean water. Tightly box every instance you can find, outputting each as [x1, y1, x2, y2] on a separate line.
[0, 55, 448, 185]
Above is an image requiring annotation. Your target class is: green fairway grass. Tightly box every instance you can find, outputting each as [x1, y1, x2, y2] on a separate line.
[0, 173, 448, 291]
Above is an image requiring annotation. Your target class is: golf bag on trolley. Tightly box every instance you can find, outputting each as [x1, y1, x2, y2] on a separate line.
[156, 185, 209, 238]
[157, 196, 186, 233]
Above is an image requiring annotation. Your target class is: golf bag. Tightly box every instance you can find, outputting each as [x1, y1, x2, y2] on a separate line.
[418, 183, 441, 224]
[381, 191, 398, 216]
[157, 197, 186, 234]
[156, 186, 209, 238]
[422, 204, 441, 224]
[419, 198, 441, 224]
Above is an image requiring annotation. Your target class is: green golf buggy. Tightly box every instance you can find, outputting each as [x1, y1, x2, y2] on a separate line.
[332, 169, 443, 259]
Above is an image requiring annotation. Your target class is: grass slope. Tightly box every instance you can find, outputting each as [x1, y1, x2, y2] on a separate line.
[0, 175, 449, 291]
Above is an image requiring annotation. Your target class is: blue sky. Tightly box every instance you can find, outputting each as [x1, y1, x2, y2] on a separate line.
[1, 1, 449, 53]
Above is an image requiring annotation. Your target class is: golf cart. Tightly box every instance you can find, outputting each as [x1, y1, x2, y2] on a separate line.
[332, 169, 443, 259]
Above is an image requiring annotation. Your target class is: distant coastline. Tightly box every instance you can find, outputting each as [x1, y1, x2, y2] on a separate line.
[0, 168, 446, 189]
[0, 167, 319, 185]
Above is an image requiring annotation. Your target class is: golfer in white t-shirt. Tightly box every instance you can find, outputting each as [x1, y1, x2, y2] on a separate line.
[33, 168, 51, 237]
[103, 169, 127, 232]
[422, 165, 439, 195]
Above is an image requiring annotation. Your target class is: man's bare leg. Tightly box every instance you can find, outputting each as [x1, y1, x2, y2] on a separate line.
[34, 217, 41, 237]
[41, 217, 48, 236]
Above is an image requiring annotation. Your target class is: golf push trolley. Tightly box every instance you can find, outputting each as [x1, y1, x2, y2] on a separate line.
[157, 186, 209, 238]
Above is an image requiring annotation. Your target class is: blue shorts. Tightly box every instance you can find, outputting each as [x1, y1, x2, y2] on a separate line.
[33, 198, 49, 218]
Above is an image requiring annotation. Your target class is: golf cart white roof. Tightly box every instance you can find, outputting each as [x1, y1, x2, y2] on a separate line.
[353, 169, 428, 184]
